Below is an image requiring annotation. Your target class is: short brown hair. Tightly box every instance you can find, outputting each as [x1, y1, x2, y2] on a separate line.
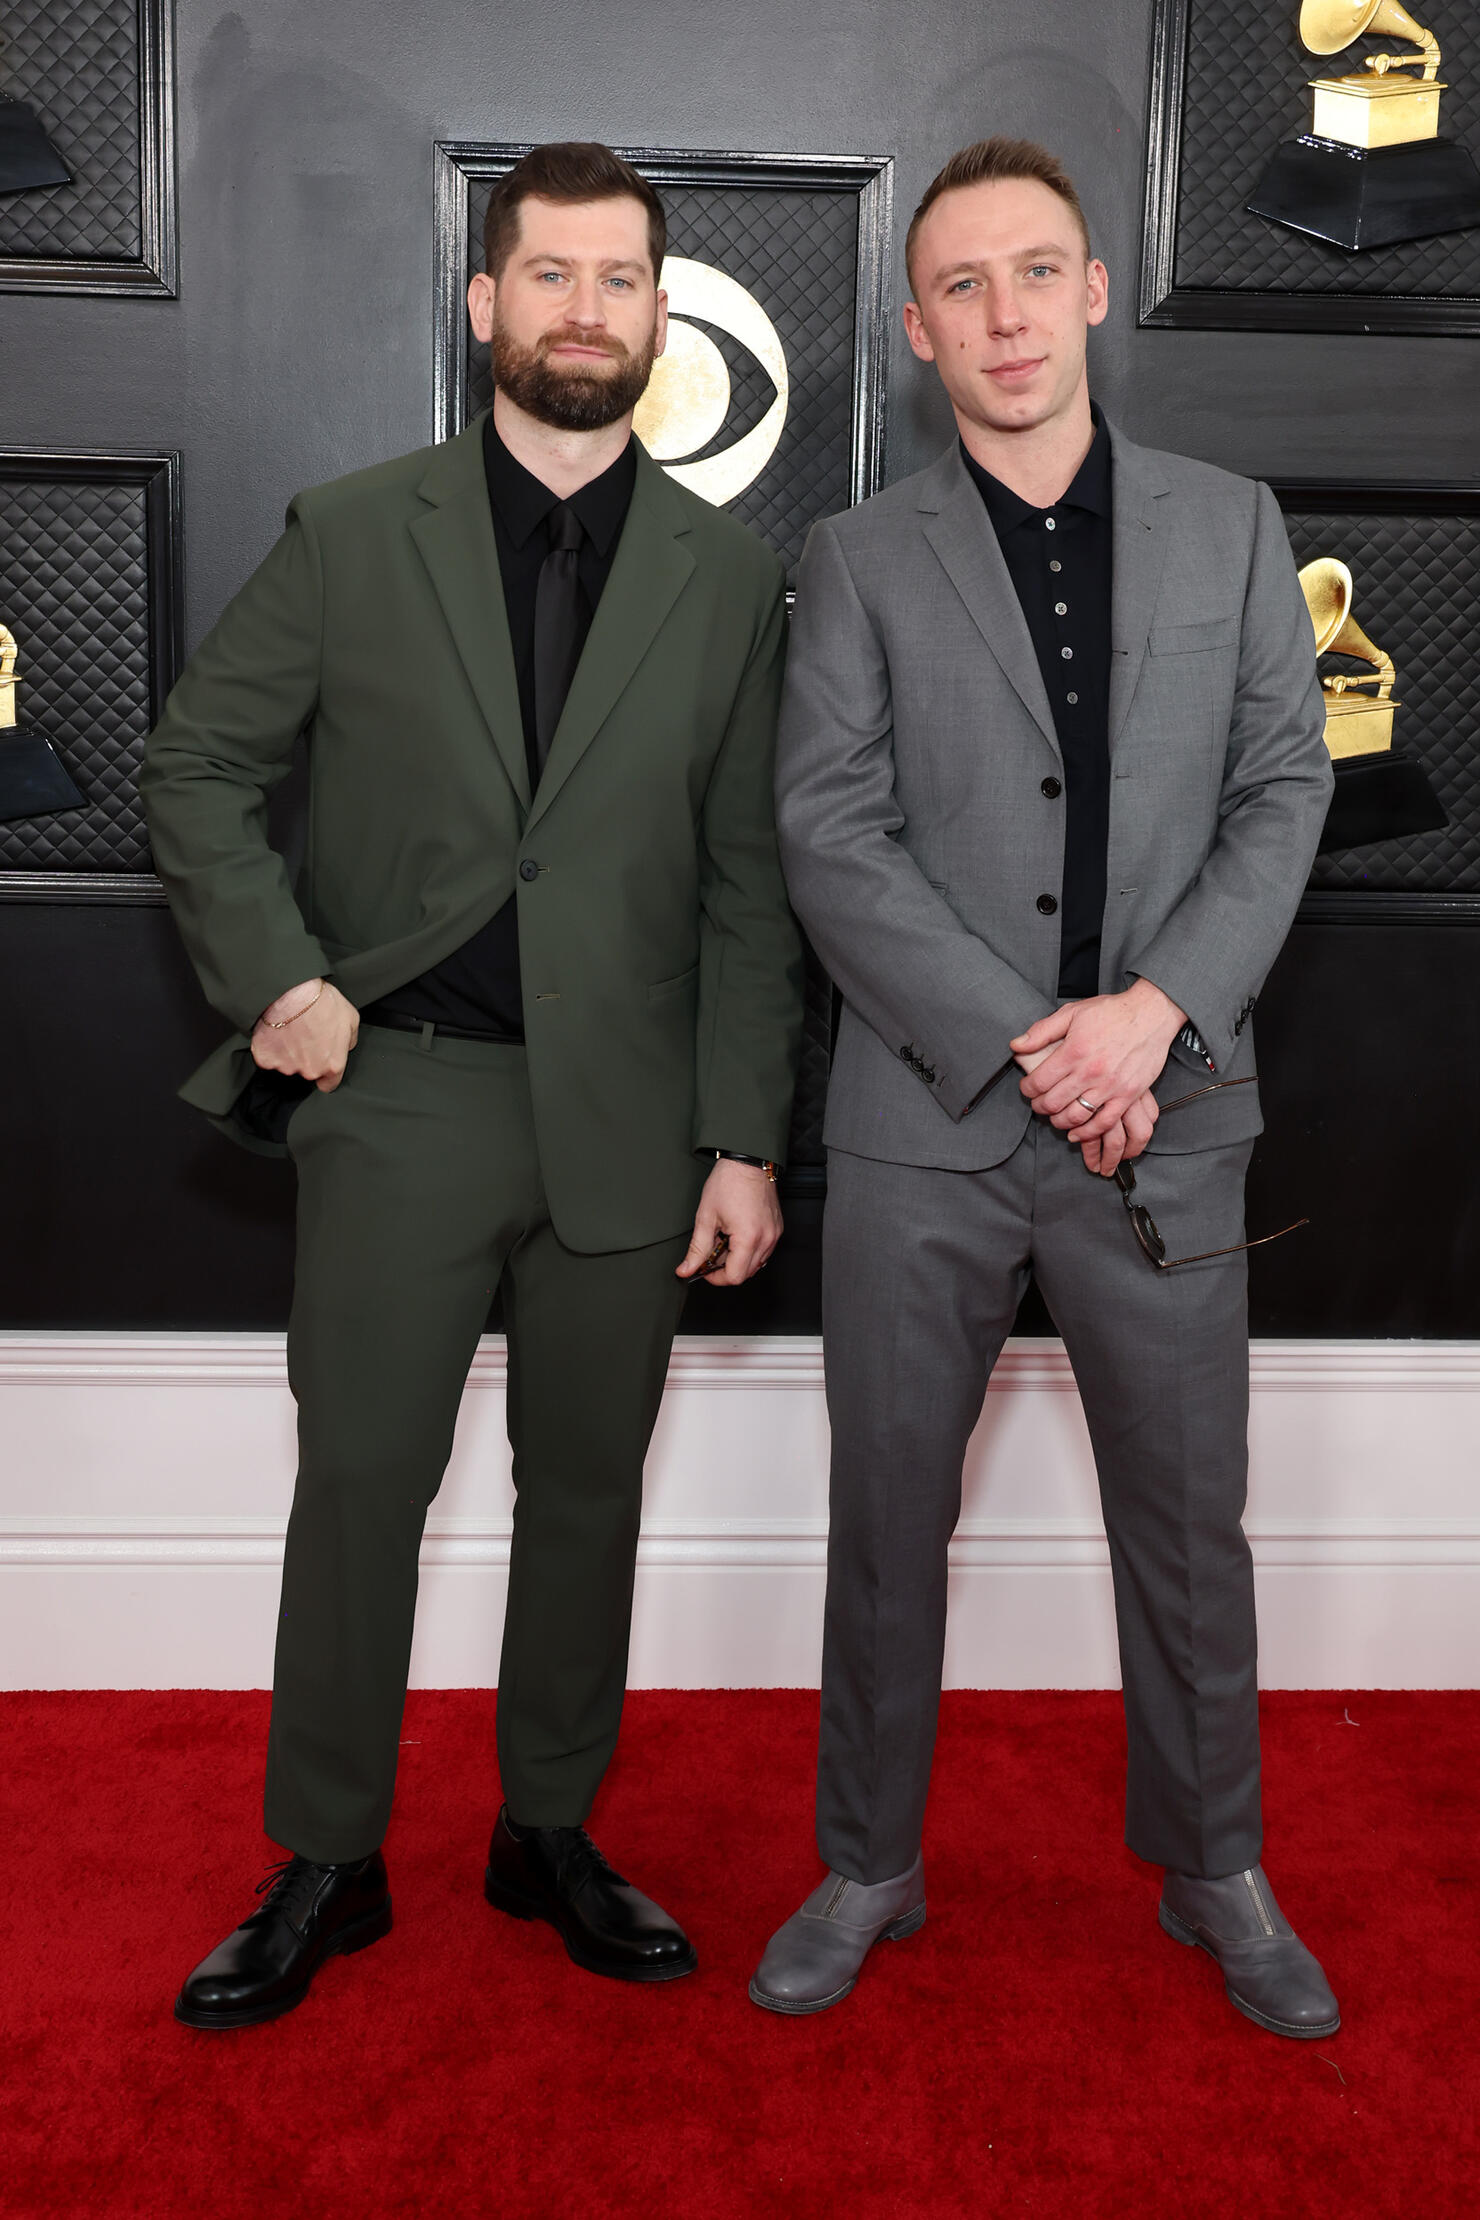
[483, 141, 667, 283]
[905, 138, 1091, 295]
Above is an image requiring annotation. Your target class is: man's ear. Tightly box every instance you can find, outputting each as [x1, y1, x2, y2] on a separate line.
[902, 297, 936, 364]
[468, 271, 496, 345]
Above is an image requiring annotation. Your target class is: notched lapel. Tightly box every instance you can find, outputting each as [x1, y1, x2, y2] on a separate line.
[919, 461, 1058, 758]
[409, 422, 531, 811]
[1109, 437, 1172, 756]
[525, 451, 695, 830]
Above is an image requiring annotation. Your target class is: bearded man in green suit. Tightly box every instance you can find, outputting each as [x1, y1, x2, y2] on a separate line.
[143, 142, 803, 2029]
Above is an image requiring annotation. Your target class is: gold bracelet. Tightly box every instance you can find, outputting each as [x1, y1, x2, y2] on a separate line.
[262, 979, 325, 1029]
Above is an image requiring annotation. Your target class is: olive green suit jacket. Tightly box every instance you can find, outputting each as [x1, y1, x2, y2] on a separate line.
[140, 415, 804, 1252]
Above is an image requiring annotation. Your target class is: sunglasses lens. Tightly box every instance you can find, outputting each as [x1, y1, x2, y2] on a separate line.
[1135, 1208, 1166, 1262]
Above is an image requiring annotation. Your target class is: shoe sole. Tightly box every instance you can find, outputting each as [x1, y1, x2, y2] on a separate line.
[1158, 1902, 1340, 2040]
[172, 1899, 393, 2031]
[748, 1900, 928, 2016]
[484, 1869, 698, 1983]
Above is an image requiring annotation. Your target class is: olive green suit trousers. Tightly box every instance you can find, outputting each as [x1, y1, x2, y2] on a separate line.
[264, 1023, 689, 1863]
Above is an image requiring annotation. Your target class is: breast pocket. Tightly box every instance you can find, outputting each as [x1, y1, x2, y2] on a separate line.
[1147, 616, 1240, 657]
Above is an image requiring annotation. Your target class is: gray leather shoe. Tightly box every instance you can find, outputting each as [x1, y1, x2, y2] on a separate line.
[1160, 1865, 1340, 2039]
[749, 1855, 925, 2015]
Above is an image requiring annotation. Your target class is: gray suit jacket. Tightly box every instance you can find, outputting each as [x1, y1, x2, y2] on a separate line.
[774, 426, 1333, 1170]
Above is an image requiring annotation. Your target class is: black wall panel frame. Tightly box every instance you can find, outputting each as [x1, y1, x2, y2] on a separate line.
[1140, 0, 1480, 334]
[0, 0, 177, 298]
[431, 142, 894, 552]
[0, 447, 182, 903]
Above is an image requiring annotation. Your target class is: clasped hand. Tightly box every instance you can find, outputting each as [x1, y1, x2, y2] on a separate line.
[1011, 978, 1185, 1177]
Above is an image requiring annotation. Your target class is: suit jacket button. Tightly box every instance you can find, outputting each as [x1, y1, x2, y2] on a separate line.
[1041, 777, 1062, 799]
[519, 859, 540, 882]
[1036, 893, 1058, 915]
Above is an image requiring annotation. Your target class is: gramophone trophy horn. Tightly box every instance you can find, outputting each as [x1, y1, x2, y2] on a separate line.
[0, 624, 88, 822]
[1247, 1, 1480, 251]
[1293, 561, 1448, 856]
[1300, 0, 1439, 75]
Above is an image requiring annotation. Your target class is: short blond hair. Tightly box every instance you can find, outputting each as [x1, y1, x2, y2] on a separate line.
[906, 138, 1091, 295]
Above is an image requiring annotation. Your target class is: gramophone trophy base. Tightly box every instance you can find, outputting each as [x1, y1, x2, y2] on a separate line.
[0, 98, 71, 196]
[0, 729, 87, 822]
[1322, 696, 1397, 758]
[1309, 75, 1442, 151]
[1247, 134, 1480, 250]
[1316, 748, 1447, 855]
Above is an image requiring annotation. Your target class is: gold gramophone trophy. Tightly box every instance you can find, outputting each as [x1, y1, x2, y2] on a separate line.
[1297, 560, 1446, 853]
[1247, 2, 1480, 250]
[0, 623, 87, 822]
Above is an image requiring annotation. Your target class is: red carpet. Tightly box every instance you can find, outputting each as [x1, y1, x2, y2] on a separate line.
[0, 1689, 1474, 2217]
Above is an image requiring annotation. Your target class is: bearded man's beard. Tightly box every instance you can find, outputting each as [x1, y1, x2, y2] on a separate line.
[489, 316, 657, 432]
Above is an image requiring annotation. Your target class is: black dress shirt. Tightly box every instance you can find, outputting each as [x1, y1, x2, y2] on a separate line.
[961, 410, 1112, 1002]
[376, 418, 637, 1039]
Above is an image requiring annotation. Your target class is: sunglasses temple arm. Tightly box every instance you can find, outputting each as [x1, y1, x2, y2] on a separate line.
[1162, 1217, 1310, 1269]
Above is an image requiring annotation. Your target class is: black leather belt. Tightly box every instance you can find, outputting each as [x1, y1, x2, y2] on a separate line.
[360, 1005, 522, 1047]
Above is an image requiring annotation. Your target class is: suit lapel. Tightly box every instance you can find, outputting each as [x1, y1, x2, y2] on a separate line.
[408, 415, 531, 810]
[918, 450, 1059, 760]
[525, 445, 695, 832]
[1108, 430, 1172, 757]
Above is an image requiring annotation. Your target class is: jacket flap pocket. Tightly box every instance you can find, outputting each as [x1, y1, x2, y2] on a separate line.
[647, 962, 700, 1003]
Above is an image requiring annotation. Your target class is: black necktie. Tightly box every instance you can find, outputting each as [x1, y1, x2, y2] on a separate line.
[532, 501, 586, 777]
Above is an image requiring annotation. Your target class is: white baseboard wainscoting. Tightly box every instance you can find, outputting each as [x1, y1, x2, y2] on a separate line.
[1, 1334, 1477, 1690]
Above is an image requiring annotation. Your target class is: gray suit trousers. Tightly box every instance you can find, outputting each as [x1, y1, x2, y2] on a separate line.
[817, 1119, 1262, 1886]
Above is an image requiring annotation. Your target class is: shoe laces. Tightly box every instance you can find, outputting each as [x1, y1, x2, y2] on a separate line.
[545, 1826, 627, 1891]
[251, 1854, 331, 1925]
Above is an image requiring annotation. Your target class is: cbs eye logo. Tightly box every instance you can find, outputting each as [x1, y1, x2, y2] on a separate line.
[633, 258, 789, 507]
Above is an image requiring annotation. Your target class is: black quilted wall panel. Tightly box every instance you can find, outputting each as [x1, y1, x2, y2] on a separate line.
[1173, 0, 1480, 297]
[0, 463, 173, 876]
[0, 0, 141, 261]
[461, 178, 859, 578]
[1279, 502, 1480, 892]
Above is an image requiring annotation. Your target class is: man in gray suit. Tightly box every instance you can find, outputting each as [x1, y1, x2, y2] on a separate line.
[752, 139, 1339, 2038]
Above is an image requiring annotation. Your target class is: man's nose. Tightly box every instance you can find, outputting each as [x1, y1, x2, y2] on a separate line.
[563, 280, 607, 327]
[985, 282, 1027, 335]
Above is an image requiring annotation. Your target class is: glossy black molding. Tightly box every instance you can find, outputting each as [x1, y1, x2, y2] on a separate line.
[0, 0, 178, 298]
[0, 447, 182, 903]
[431, 141, 893, 507]
[1139, 0, 1480, 335]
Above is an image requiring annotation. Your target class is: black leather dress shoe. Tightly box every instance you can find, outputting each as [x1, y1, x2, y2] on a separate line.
[484, 1806, 697, 1982]
[175, 1850, 391, 2030]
